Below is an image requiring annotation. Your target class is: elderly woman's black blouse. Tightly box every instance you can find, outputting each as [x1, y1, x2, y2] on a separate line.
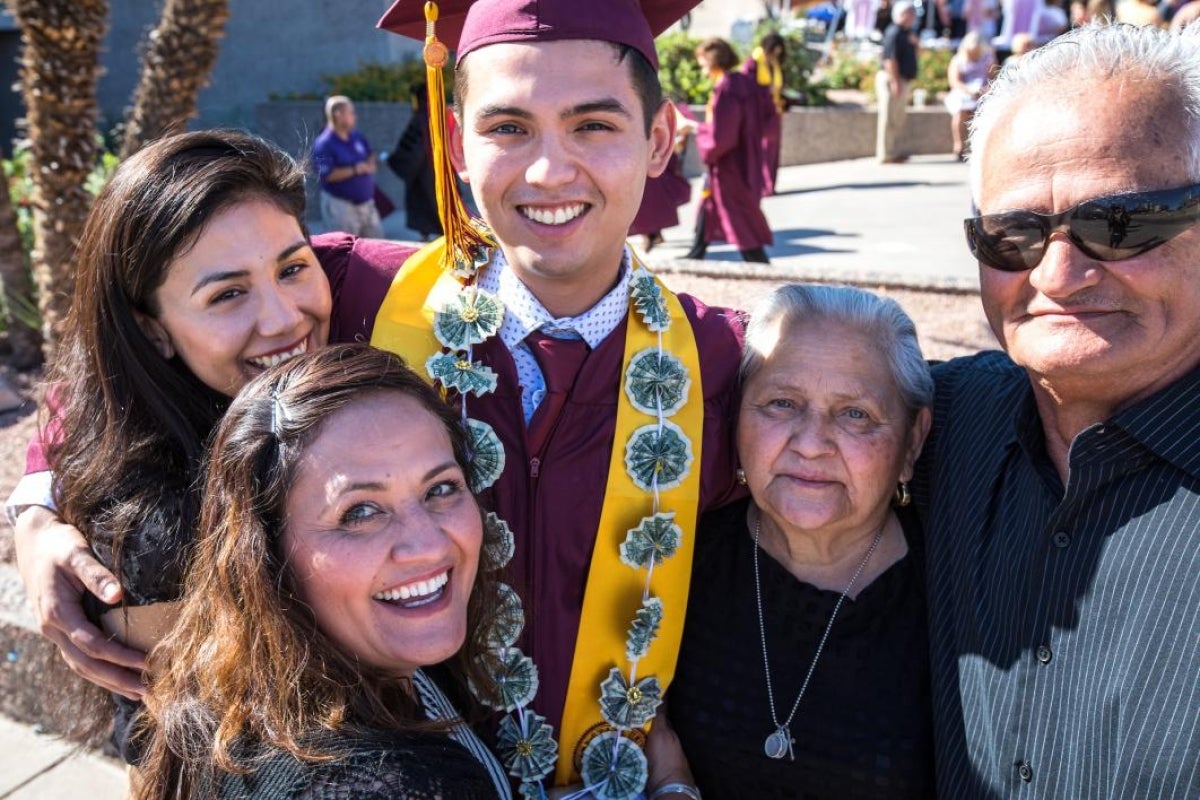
[669, 497, 934, 799]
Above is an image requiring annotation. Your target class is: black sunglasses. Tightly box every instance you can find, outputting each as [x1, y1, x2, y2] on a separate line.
[964, 182, 1200, 272]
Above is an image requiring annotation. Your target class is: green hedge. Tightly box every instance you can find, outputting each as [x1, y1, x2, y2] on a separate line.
[657, 26, 829, 108]
[270, 57, 454, 104]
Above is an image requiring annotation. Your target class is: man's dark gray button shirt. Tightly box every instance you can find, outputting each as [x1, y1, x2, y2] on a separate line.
[914, 351, 1200, 799]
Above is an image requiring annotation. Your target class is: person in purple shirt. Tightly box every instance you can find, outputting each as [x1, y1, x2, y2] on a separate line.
[311, 95, 384, 237]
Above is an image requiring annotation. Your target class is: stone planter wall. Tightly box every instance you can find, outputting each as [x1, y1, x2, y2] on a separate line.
[680, 103, 953, 177]
[255, 100, 955, 211]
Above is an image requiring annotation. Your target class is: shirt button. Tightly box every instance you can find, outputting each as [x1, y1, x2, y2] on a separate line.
[1017, 761, 1034, 782]
[1052, 530, 1071, 548]
[1036, 645, 1053, 664]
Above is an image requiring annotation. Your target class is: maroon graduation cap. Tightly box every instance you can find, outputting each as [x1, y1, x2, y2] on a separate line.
[377, 0, 700, 70]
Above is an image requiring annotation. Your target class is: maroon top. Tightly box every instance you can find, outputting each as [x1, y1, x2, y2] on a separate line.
[696, 71, 774, 250]
[740, 55, 783, 197]
[378, 0, 703, 70]
[462, 294, 744, 732]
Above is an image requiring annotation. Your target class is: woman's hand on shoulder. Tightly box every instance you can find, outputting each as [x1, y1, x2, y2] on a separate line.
[13, 506, 147, 699]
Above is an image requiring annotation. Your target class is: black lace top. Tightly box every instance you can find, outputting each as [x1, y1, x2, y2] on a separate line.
[214, 728, 502, 799]
[669, 498, 934, 799]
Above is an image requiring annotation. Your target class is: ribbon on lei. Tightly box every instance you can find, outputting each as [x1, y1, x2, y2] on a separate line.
[557, 258, 704, 786]
[370, 237, 460, 369]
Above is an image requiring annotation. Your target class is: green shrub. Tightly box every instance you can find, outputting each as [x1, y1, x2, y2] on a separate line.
[912, 47, 953, 97]
[273, 57, 457, 105]
[752, 21, 829, 106]
[656, 26, 830, 107]
[814, 45, 878, 91]
[656, 30, 713, 106]
[815, 43, 952, 103]
[1, 140, 118, 334]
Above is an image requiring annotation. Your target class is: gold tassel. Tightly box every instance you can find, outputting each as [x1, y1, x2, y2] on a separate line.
[423, 1, 490, 277]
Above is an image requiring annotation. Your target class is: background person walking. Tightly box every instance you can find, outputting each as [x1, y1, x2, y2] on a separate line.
[876, 1, 919, 164]
[312, 95, 384, 237]
[686, 37, 773, 263]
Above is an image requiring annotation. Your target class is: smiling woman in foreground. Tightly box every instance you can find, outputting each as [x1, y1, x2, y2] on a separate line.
[134, 345, 510, 799]
[666, 284, 936, 798]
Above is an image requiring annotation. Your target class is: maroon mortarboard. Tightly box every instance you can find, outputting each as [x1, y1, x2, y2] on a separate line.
[378, 0, 701, 70]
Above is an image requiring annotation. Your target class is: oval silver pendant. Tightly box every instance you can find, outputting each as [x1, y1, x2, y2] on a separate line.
[764, 728, 790, 760]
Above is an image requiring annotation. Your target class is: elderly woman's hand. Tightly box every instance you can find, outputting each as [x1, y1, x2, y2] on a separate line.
[645, 707, 700, 798]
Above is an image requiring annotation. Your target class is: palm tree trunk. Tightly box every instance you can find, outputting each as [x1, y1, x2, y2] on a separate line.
[5, 0, 108, 360]
[119, 0, 230, 160]
[0, 146, 42, 368]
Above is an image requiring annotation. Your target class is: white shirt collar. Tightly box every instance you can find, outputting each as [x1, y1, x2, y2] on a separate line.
[479, 247, 633, 349]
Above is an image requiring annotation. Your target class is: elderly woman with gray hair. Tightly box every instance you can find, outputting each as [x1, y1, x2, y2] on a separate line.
[662, 284, 936, 798]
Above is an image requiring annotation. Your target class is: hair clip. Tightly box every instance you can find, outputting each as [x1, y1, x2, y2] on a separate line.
[269, 386, 289, 438]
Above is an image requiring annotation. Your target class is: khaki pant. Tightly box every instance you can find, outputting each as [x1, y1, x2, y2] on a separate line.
[320, 190, 384, 237]
[876, 72, 910, 161]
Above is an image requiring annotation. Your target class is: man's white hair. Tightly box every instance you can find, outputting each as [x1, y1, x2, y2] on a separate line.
[968, 22, 1200, 200]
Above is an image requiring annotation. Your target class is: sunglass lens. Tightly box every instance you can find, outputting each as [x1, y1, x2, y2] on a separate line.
[1073, 196, 1200, 260]
[967, 214, 1045, 271]
[1070, 201, 1141, 260]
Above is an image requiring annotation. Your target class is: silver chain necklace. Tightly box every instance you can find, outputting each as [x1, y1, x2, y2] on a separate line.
[752, 511, 884, 761]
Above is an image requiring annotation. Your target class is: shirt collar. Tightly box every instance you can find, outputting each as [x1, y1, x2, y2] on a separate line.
[1109, 360, 1200, 479]
[1009, 357, 1200, 480]
[480, 247, 632, 350]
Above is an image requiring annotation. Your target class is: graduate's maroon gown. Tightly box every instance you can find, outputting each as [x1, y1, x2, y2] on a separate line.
[696, 71, 774, 251]
[316, 234, 745, 733]
[26, 232, 744, 737]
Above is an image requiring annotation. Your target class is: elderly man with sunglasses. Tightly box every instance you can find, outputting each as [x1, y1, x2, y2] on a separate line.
[913, 23, 1200, 800]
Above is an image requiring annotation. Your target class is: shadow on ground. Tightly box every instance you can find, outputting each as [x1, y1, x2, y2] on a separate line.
[697, 226, 858, 262]
[770, 179, 965, 198]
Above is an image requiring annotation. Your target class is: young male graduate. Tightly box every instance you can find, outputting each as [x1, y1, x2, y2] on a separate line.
[364, 1, 743, 791]
[11, 0, 743, 795]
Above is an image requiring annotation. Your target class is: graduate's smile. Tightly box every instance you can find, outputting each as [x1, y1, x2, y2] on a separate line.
[518, 202, 590, 227]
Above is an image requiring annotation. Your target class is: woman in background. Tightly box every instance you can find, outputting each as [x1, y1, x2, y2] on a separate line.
[685, 37, 773, 264]
[944, 32, 996, 161]
[741, 32, 787, 196]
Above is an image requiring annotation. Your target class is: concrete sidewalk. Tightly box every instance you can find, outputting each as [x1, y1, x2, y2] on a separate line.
[642, 153, 980, 291]
[0, 716, 126, 799]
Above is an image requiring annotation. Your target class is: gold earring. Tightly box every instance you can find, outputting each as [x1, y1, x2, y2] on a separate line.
[894, 481, 911, 508]
[736, 468, 747, 485]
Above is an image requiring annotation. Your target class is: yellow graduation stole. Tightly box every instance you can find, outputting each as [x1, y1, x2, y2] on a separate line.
[369, 239, 704, 787]
[752, 46, 786, 112]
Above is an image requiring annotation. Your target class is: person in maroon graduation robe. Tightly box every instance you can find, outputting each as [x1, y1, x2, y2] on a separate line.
[17, 229, 743, 739]
[686, 38, 774, 264]
[629, 151, 691, 251]
[741, 32, 787, 197]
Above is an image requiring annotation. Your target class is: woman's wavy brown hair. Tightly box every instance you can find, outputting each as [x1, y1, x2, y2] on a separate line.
[133, 344, 500, 800]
